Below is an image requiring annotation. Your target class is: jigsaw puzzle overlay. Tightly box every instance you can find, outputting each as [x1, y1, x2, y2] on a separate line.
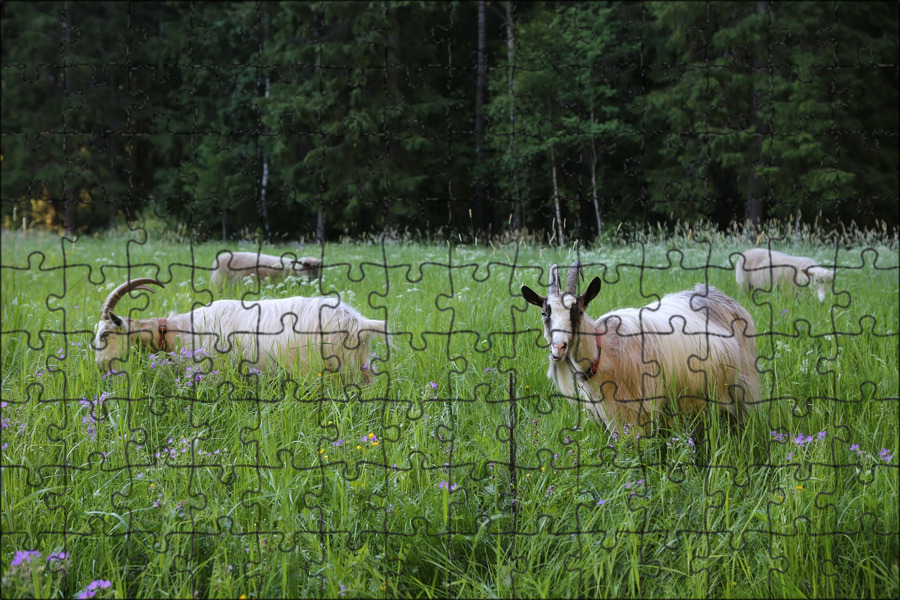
[2, 3, 898, 599]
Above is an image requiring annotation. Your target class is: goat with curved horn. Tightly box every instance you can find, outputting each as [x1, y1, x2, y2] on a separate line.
[93, 278, 387, 384]
[522, 261, 759, 433]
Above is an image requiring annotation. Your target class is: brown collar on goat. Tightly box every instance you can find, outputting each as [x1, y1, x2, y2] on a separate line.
[587, 332, 602, 378]
[156, 318, 168, 352]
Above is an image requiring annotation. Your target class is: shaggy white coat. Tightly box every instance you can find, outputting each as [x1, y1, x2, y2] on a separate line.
[210, 251, 321, 286]
[95, 294, 385, 381]
[526, 273, 759, 433]
[735, 248, 834, 302]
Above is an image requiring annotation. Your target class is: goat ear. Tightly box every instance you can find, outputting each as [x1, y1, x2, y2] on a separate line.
[521, 286, 545, 308]
[108, 312, 123, 327]
[582, 277, 602, 307]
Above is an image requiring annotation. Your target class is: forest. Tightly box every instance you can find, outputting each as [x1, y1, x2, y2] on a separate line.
[2, 1, 897, 241]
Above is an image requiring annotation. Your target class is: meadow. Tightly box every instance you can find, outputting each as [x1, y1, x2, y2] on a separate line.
[1, 224, 898, 599]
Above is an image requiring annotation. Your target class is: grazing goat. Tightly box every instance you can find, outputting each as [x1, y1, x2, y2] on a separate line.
[94, 278, 385, 382]
[209, 251, 321, 287]
[735, 248, 834, 302]
[521, 261, 759, 433]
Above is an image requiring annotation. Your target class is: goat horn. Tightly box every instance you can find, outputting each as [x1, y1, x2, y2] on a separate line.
[548, 264, 559, 295]
[101, 278, 165, 320]
[565, 261, 582, 294]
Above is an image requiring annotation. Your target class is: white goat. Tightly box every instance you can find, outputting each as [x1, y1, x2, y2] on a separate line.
[93, 278, 385, 382]
[209, 251, 321, 287]
[735, 248, 834, 302]
[522, 261, 759, 433]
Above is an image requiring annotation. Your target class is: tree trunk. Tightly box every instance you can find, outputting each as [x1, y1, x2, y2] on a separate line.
[473, 0, 487, 235]
[745, 0, 769, 231]
[259, 77, 271, 241]
[505, 1, 521, 230]
[550, 144, 564, 246]
[589, 108, 602, 240]
[61, 4, 76, 237]
[316, 206, 325, 243]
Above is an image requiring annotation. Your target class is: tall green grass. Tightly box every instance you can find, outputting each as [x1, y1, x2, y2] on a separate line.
[1, 227, 897, 599]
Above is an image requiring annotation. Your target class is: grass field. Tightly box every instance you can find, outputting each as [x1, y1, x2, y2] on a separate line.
[1, 226, 898, 599]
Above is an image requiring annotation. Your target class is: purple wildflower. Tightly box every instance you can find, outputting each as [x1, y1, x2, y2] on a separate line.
[340, 583, 347, 597]
[333, 438, 344, 446]
[817, 430, 827, 441]
[597, 499, 606, 506]
[879, 448, 894, 462]
[76, 579, 112, 599]
[545, 485, 556, 498]
[850, 443, 860, 452]
[786, 452, 793, 461]
[47, 551, 69, 562]
[429, 381, 438, 390]
[11, 550, 42, 567]
[437, 481, 458, 492]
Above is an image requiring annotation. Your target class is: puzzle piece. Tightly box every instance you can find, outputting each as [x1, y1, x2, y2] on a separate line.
[2, 3, 898, 599]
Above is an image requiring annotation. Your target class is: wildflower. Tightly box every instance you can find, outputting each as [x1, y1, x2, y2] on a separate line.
[429, 381, 438, 390]
[357, 445, 362, 450]
[340, 584, 347, 597]
[11, 550, 42, 567]
[545, 485, 555, 498]
[786, 452, 793, 461]
[437, 481, 458, 492]
[76, 579, 112, 599]
[879, 448, 894, 462]
[333, 439, 344, 446]
[597, 499, 606, 506]
[817, 430, 827, 441]
[850, 443, 860, 452]
[47, 551, 69, 562]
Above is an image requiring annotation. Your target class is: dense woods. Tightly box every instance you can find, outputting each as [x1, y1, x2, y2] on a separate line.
[2, 1, 897, 241]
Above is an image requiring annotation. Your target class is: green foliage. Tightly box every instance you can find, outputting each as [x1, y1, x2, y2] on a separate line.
[1, 1, 897, 239]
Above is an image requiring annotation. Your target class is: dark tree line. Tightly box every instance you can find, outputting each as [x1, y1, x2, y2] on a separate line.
[2, 1, 897, 241]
